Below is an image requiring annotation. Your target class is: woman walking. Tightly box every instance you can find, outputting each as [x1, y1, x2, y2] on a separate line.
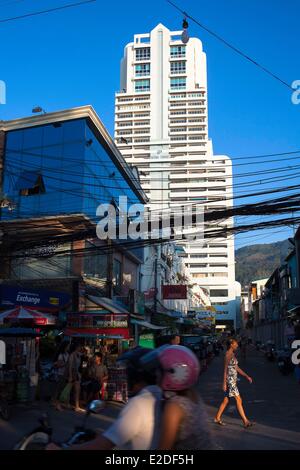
[214, 338, 254, 428]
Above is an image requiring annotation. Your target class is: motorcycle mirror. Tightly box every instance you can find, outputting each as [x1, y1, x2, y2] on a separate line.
[87, 400, 105, 414]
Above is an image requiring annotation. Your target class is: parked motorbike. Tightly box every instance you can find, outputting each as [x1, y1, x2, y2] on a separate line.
[14, 400, 105, 450]
[213, 341, 221, 357]
[265, 341, 276, 362]
[277, 347, 294, 376]
[255, 340, 262, 351]
[0, 398, 10, 421]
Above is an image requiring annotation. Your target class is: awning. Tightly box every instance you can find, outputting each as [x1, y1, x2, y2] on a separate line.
[130, 319, 167, 330]
[87, 295, 129, 314]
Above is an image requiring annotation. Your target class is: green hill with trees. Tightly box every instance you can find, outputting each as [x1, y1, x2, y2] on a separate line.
[235, 239, 294, 288]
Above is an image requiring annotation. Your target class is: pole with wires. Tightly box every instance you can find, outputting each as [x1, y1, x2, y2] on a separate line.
[154, 247, 158, 318]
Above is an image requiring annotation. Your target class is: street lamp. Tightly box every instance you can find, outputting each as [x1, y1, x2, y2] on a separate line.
[182, 18, 189, 44]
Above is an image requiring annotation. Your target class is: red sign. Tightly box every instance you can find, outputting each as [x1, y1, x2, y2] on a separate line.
[162, 285, 187, 300]
[144, 288, 156, 300]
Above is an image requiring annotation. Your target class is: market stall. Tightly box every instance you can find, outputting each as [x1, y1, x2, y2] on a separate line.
[0, 328, 42, 403]
[64, 310, 132, 403]
[63, 330, 130, 403]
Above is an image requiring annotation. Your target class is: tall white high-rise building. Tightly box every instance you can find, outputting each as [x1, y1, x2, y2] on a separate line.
[114, 24, 237, 328]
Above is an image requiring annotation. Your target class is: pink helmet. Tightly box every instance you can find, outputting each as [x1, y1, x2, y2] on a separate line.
[156, 345, 200, 391]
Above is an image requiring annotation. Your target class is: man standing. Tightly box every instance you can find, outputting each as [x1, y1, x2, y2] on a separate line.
[86, 353, 108, 401]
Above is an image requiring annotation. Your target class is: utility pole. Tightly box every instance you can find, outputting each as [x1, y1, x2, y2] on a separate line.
[154, 246, 158, 316]
[107, 238, 114, 299]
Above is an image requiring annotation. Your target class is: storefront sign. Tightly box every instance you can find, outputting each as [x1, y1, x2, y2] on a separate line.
[0, 285, 71, 311]
[65, 327, 130, 339]
[67, 314, 128, 329]
[162, 285, 187, 300]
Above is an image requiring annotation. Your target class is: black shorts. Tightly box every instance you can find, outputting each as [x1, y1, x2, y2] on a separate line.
[87, 379, 101, 395]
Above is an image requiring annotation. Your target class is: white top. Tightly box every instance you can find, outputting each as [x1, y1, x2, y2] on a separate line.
[57, 353, 69, 376]
[103, 385, 162, 450]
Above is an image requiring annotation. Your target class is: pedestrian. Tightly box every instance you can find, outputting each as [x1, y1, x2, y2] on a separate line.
[67, 342, 85, 413]
[51, 342, 70, 411]
[101, 343, 109, 366]
[214, 338, 254, 428]
[47, 347, 163, 450]
[147, 345, 214, 450]
[169, 334, 180, 346]
[85, 353, 108, 402]
[240, 336, 247, 360]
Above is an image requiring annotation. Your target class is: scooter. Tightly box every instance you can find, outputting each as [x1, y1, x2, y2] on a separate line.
[255, 340, 262, 351]
[277, 348, 294, 376]
[265, 342, 276, 362]
[0, 398, 10, 421]
[14, 400, 105, 450]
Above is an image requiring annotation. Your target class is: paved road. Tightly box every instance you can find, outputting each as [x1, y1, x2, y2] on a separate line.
[198, 346, 300, 450]
[1, 347, 299, 450]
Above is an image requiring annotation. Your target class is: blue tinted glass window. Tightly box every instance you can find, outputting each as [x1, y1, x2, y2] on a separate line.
[135, 79, 150, 92]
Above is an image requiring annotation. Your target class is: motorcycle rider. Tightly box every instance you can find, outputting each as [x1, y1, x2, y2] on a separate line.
[47, 347, 163, 450]
[140, 345, 214, 450]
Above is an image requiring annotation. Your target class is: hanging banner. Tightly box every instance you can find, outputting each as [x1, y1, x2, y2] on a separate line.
[162, 285, 187, 300]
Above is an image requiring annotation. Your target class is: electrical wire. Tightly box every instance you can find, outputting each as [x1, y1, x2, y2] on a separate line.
[5, 154, 300, 197]
[5, 144, 300, 173]
[166, 0, 293, 91]
[0, 0, 97, 24]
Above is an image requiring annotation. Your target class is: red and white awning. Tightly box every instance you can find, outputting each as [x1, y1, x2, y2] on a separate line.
[0, 306, 56, 325]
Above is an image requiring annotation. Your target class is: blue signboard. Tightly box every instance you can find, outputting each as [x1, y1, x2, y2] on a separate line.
[0, 285, 71, 311]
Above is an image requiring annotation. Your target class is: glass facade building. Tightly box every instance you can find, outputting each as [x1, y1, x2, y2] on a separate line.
[0, 109, 147, 272]
[3, 118, 142, 221]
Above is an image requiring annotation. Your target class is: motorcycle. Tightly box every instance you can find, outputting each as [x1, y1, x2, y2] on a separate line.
[265, 342, 276, 362]
[277, 348, 294, 376]
[14, 400, 105, 450]
[255, 340, 262, 351]
[213, 342, 221, 357]
[0, 398, 10, 421]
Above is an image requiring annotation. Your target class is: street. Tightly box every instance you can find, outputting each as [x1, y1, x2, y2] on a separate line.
[1, 346, 299, 450]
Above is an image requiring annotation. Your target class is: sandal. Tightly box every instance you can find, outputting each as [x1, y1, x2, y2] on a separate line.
[74, 407, 86, 413]
[214, 418, 226, 426]
[243, 421, 255, 428]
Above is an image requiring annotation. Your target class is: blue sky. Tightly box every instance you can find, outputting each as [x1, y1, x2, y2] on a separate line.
[0, 0, 299, 249]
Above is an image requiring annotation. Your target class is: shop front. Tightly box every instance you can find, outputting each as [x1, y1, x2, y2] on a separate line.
[0, 327, 43, 404]
[64, 299, 132, 403]
[0, 285, 71, 404]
